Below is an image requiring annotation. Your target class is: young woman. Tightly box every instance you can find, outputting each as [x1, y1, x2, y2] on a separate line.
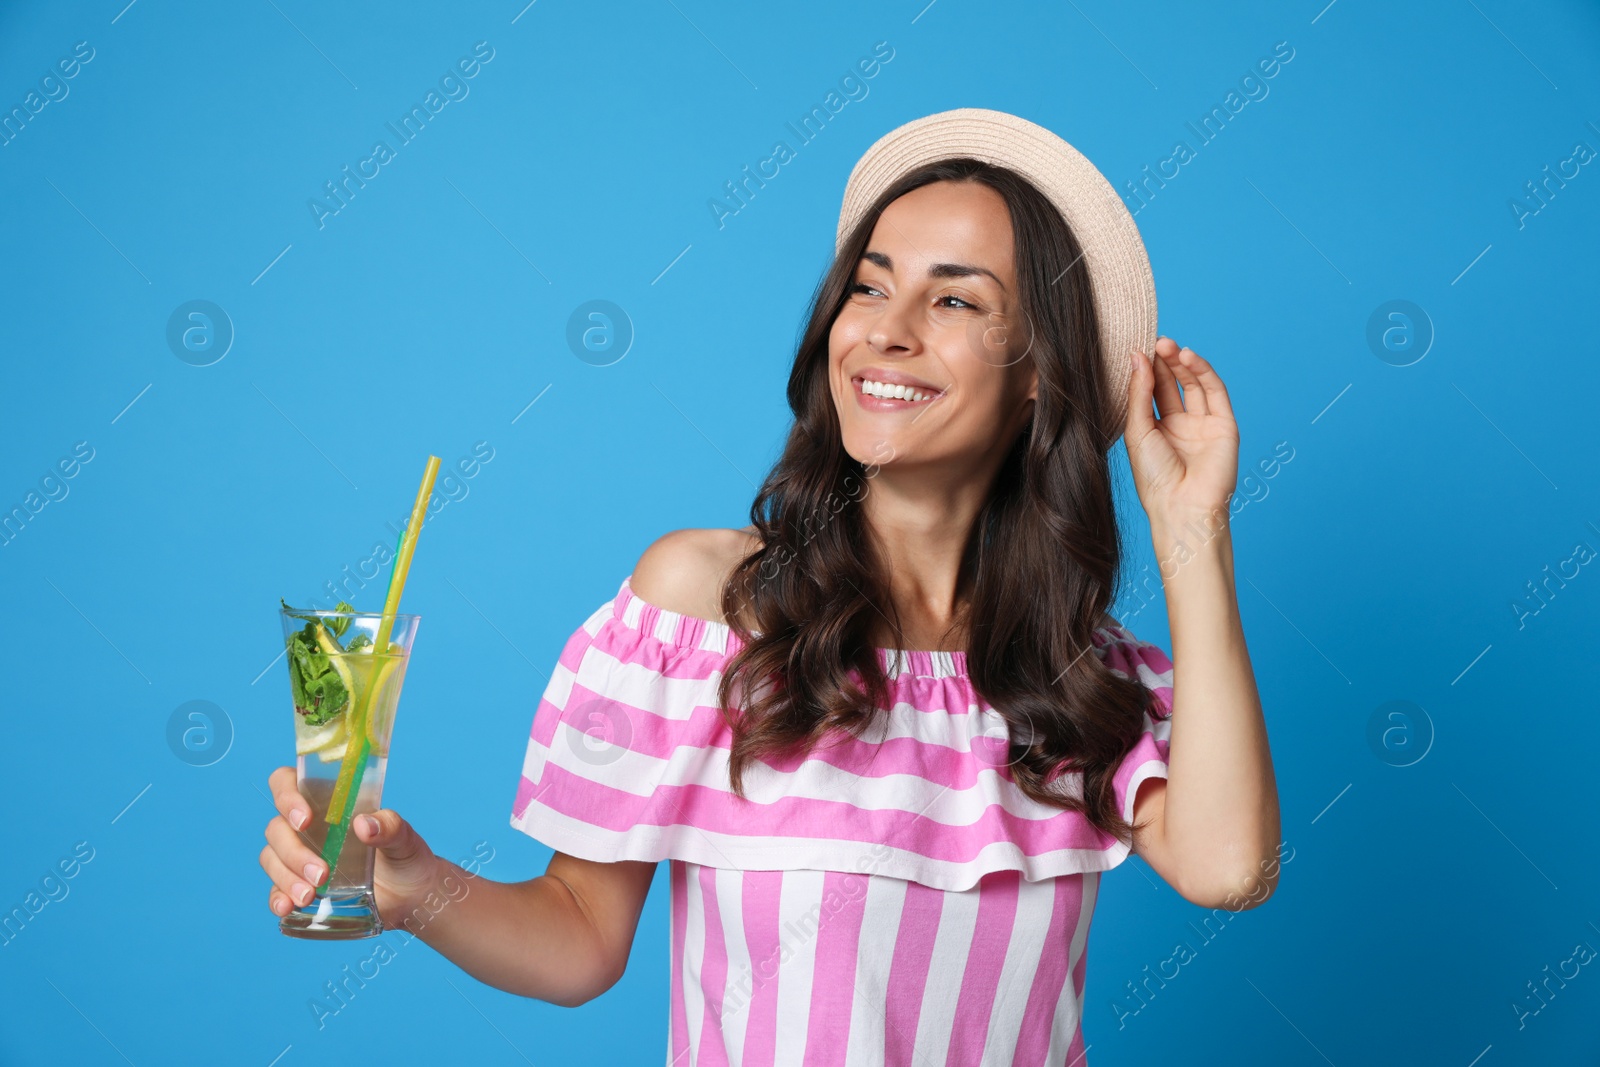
[260, 108, 1279, 1064]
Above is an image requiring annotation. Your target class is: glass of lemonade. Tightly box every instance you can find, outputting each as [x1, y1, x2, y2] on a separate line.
[277, 605, 420, 940]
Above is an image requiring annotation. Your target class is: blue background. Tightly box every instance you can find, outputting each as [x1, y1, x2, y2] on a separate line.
[2, 0, 1597, 1063]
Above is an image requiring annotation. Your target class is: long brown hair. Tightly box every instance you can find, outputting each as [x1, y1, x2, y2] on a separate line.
[716, 157, 1158, 845]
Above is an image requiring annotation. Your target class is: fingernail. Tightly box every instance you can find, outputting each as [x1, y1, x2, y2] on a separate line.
[293, 881, 312, 905]
[359, 815, 379, 835]
[290, 808, 308, 830]
[303, 863, 324, 885]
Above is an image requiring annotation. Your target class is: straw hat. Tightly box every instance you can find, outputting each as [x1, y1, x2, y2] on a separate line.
[835, 107, 1157, 443]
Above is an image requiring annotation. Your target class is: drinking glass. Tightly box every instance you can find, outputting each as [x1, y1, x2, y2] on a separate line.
[277, 606, 420, 940]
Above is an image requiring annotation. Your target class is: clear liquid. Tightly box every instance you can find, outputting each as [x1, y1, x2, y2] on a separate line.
[296, 756, 387, 893]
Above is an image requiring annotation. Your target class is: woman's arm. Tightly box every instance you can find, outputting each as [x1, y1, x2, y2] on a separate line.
[1122, 338, 1281, 909]
[402, 849, 659, 1007]
[1131, 517, 1279, 909]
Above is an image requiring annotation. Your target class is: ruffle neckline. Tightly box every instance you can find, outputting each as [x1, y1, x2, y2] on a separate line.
[613, 574, 1135, 682]
[509, 576, 1175, 892]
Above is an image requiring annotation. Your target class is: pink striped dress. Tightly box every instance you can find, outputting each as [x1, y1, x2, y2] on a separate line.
[511, 575, 1175, 1066]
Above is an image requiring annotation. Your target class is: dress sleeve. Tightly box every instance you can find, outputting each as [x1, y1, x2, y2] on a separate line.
[1093, 624, 1176, 825]
[508, 579, 740, 866]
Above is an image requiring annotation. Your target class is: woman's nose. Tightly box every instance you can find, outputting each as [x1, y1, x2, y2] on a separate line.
[866, 293, 920, 354]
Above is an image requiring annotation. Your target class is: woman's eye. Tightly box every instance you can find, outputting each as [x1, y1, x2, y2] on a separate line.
[849, 283, 977, 310]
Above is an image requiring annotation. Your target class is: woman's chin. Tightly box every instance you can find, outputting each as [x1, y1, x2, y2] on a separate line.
[840, 430, 902, 467]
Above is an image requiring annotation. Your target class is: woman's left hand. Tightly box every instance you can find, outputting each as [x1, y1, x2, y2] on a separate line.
[1124, 337, 1240, 532]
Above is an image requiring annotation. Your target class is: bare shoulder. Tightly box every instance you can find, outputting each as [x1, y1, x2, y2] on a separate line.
[630, 526, 763, 624]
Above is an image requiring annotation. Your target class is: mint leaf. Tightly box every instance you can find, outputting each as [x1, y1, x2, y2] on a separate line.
[300, 663, 349, 726]
[281, 601, 351, 726]
[325, 601, 357, 638]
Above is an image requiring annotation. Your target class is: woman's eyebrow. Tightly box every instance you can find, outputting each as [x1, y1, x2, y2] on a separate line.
[861, 249, 1006, 291]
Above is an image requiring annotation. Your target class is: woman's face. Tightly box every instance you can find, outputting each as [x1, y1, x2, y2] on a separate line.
[829, 179, 1037, 475]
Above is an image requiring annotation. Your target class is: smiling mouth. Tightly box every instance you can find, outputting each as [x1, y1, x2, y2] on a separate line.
[851, 376, 944, 405]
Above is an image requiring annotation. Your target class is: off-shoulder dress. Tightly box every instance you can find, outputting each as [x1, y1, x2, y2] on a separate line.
[511, 575, 1175, 1066]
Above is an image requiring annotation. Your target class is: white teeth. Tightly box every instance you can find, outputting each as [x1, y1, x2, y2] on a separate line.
[860, 378, 933, 402]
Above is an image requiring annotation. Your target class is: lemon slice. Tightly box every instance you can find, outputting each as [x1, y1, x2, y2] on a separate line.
[317, 738, 350, 763]
[363, 646, 406, 754]
[295, 714, 347, 756]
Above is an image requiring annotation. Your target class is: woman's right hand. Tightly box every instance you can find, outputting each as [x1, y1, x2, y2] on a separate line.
[261, 765, 443, 929]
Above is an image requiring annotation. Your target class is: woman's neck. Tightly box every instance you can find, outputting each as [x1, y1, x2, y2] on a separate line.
[858, 465, 993, 650]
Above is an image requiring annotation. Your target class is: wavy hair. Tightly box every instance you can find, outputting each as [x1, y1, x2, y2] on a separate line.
[715, 157, 1158, 846]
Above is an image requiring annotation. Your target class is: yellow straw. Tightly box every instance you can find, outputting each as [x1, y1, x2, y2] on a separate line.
[324, 455, 440, 827]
